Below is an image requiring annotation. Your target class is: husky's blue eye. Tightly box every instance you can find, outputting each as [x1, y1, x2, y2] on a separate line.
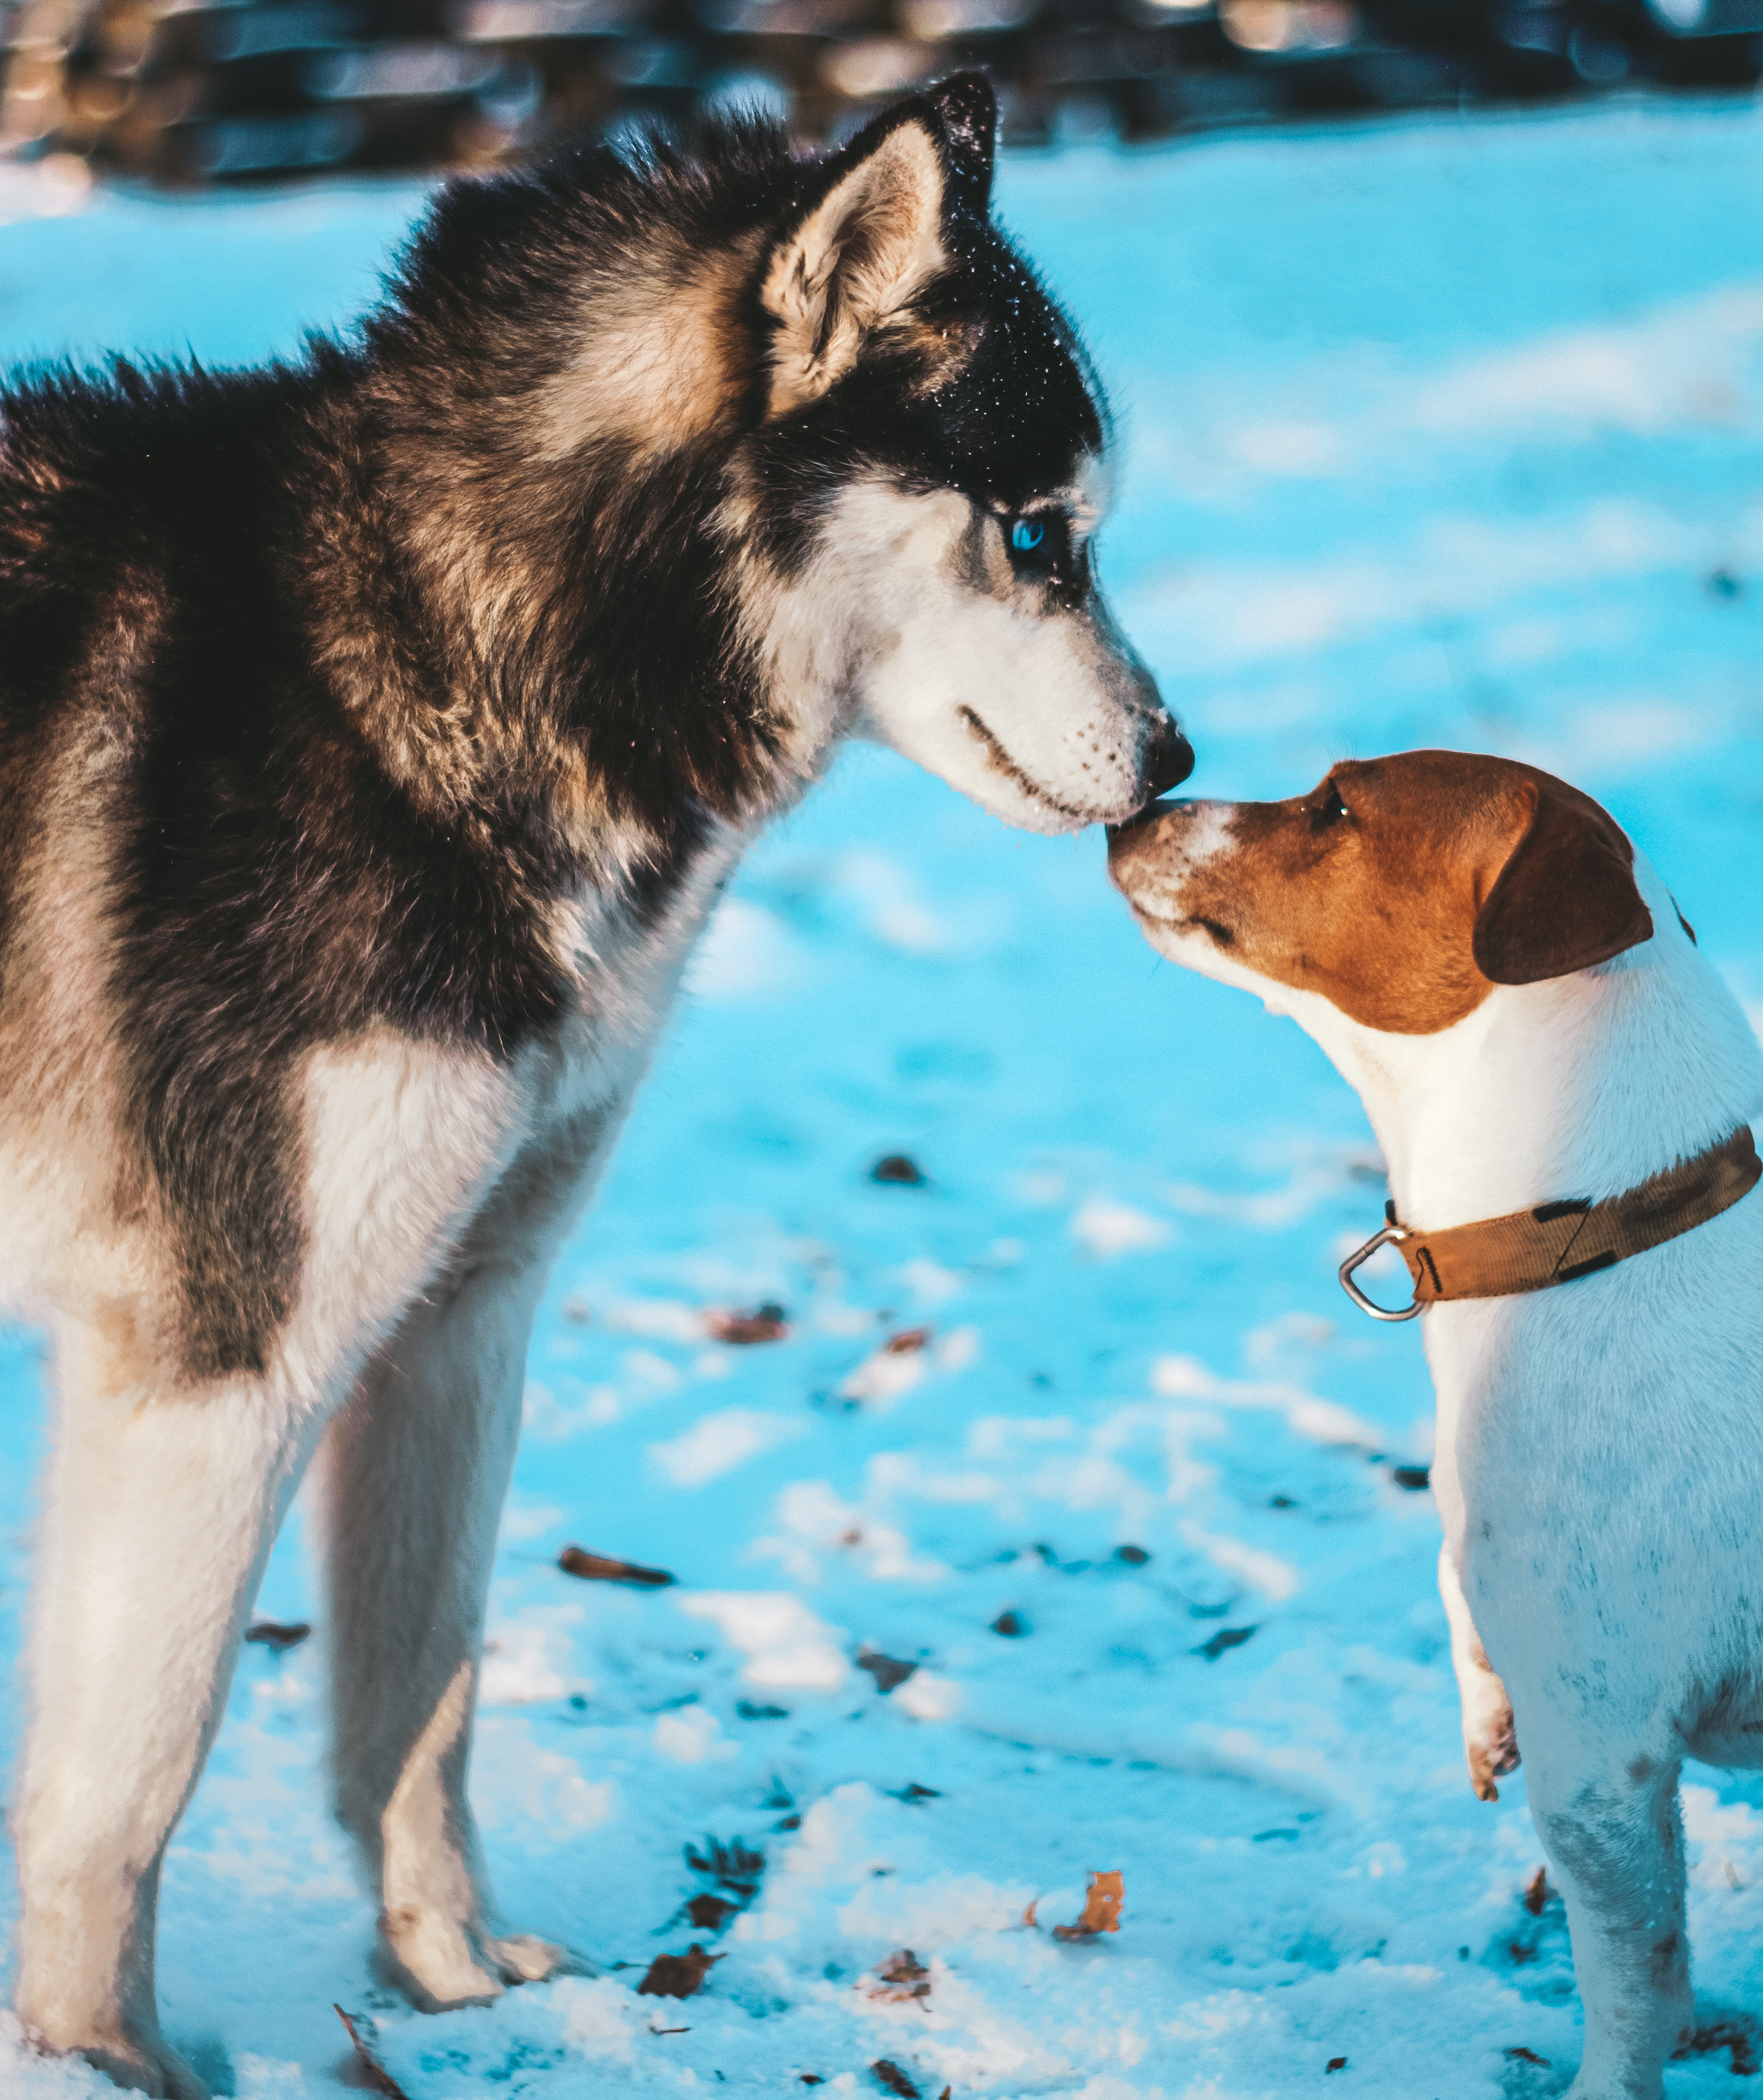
[1011, 517, 1045, 553]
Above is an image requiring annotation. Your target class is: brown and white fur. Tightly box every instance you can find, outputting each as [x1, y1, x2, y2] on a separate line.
[0, 74, 1189, 2092]
[1110, 750, 1763, 2100]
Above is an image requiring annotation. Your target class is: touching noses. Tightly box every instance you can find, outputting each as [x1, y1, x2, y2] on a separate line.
[1144, 714, 1195, 803]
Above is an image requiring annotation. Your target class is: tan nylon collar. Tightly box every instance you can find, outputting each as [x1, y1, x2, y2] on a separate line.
[1339, 1124, 1760, 1319]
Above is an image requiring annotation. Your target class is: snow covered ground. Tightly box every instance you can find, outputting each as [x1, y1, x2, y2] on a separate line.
[3, 90, 1763, 2099]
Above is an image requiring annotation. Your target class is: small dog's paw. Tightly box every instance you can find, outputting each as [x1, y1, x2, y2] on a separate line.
[1467, 1706, 1521, 1803]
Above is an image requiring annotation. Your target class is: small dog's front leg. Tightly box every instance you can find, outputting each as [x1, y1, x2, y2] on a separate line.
[14, 1331, 325, 2095]
[1438, 1541, 1519, 1800]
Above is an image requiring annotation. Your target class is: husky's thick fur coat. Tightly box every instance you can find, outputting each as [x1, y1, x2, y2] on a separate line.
[0, 73, 1188, 2091]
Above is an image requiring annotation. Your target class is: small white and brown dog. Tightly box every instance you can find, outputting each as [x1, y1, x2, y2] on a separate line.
[1109, 749, 1763, 2100]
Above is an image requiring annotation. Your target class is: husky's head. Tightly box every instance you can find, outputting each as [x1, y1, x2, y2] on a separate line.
[368, 78, 1187, 851]
[744, 76, 1190, 834]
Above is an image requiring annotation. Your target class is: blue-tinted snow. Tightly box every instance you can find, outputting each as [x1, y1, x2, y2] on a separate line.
[2, 94, 1763, 2097]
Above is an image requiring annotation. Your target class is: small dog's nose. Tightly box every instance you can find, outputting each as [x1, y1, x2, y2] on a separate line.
[1107, 797, 1176, 850]
[1145, 719, 1195, 800]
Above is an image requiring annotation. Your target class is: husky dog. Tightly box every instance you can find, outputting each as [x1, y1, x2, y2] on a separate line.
[0, 73, 1188, 2091]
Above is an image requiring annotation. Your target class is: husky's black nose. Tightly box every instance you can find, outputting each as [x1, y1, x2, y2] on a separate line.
[1145, 720, 1195, 800]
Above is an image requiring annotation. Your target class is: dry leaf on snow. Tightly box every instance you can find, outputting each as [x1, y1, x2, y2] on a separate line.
[871, 2060, 920, 2098]
[707, 1303, 789, 1344]
[868, 1949, 931, 2003]
[334, 2005, 411, 2100]
[638, 1944, 723, 1998]
[245, 1620, 311, 1651]
[857, 1647, 919, 1693]
[558, 1545, 675, 1587]
[1052, 1869, 1124, 1941]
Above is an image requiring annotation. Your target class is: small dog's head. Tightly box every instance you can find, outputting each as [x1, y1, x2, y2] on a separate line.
[746, 74, 1191, 832]
[1107, 750, 1655, 1035]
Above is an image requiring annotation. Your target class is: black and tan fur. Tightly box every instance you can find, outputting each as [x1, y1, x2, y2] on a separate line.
[0, 74, 1188, 2092]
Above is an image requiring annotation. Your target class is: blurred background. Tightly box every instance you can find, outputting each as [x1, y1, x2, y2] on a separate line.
[2, 0, 1761, 187]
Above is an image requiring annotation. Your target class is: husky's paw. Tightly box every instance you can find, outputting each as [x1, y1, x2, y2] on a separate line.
[481, 1931, 579, 1985]
[1466, 1703, 1521, 1803]
[378, 1910, 584, 2010]
[26, 2029, 208, 2100]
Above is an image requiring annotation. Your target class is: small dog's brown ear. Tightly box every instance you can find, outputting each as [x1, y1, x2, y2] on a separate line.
[1472, 776, 1655, 986]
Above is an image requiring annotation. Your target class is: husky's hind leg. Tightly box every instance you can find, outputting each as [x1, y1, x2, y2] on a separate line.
[14, 1323, 323, 2097]
[315, 1156, 592, 2007]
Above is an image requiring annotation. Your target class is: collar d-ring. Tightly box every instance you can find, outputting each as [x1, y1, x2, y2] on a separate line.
[1338, 1201, 1422, 1321]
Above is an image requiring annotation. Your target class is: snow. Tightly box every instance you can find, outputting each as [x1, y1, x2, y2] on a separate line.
[3, 90, 1763, 2098]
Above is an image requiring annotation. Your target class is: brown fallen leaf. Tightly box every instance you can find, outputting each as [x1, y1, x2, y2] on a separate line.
[857, 1647, 919, 1694]
[1193, 1625, 1256, 1662]
[1673, 2021, 1760, 2077]
[1523, 1867, 1550, 1917]
[246, 1620, 311, 1651]
[1053, 1869, 1124, 1940]
[638, 1945, 723, 1999]
[685, 1836, 764, 1900]
[686, 1893, 739, 1931]
[707, 1304, 789, 1345]
[334, 2006, 411, 2100]
[1504, 2047, 1549, 2066]
[884, 1327, 931, 1356]
[870, 1154, 926, 1186]
[558, 1546, 675, 1588]
[1022, 1899, 1038, 1929]
[991, 1611, 1026, 1638]
[869, 1949, 931, 2003]
[872, 2060, 920, 2098]
[1325, 2057, 1347, 2074]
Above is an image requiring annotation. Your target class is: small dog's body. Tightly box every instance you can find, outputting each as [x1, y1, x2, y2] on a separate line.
[0, 76, 1187, 2091]
[1110, 752, 1763, 2100]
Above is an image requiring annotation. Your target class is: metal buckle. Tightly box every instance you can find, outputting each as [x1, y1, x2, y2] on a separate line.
[1338, 1214, 1424, 1322]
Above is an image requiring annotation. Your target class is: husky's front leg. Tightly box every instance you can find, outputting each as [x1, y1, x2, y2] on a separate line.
[316, 1254, 569, 2009]
[15, 1327, 323, 2097]
[1438, 1541, 1519, 1800]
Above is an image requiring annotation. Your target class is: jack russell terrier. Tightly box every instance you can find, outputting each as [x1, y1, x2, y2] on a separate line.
[1109, 750, 1763, 2100]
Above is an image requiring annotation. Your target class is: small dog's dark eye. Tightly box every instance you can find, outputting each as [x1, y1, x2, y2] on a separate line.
[1312, 781, 1348, 827]
[1011, 518, 1045, 553]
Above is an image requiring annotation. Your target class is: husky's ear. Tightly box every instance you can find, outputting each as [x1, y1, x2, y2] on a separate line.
[1472, 773, 1654, 985]
[759, 75, 994, 418]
